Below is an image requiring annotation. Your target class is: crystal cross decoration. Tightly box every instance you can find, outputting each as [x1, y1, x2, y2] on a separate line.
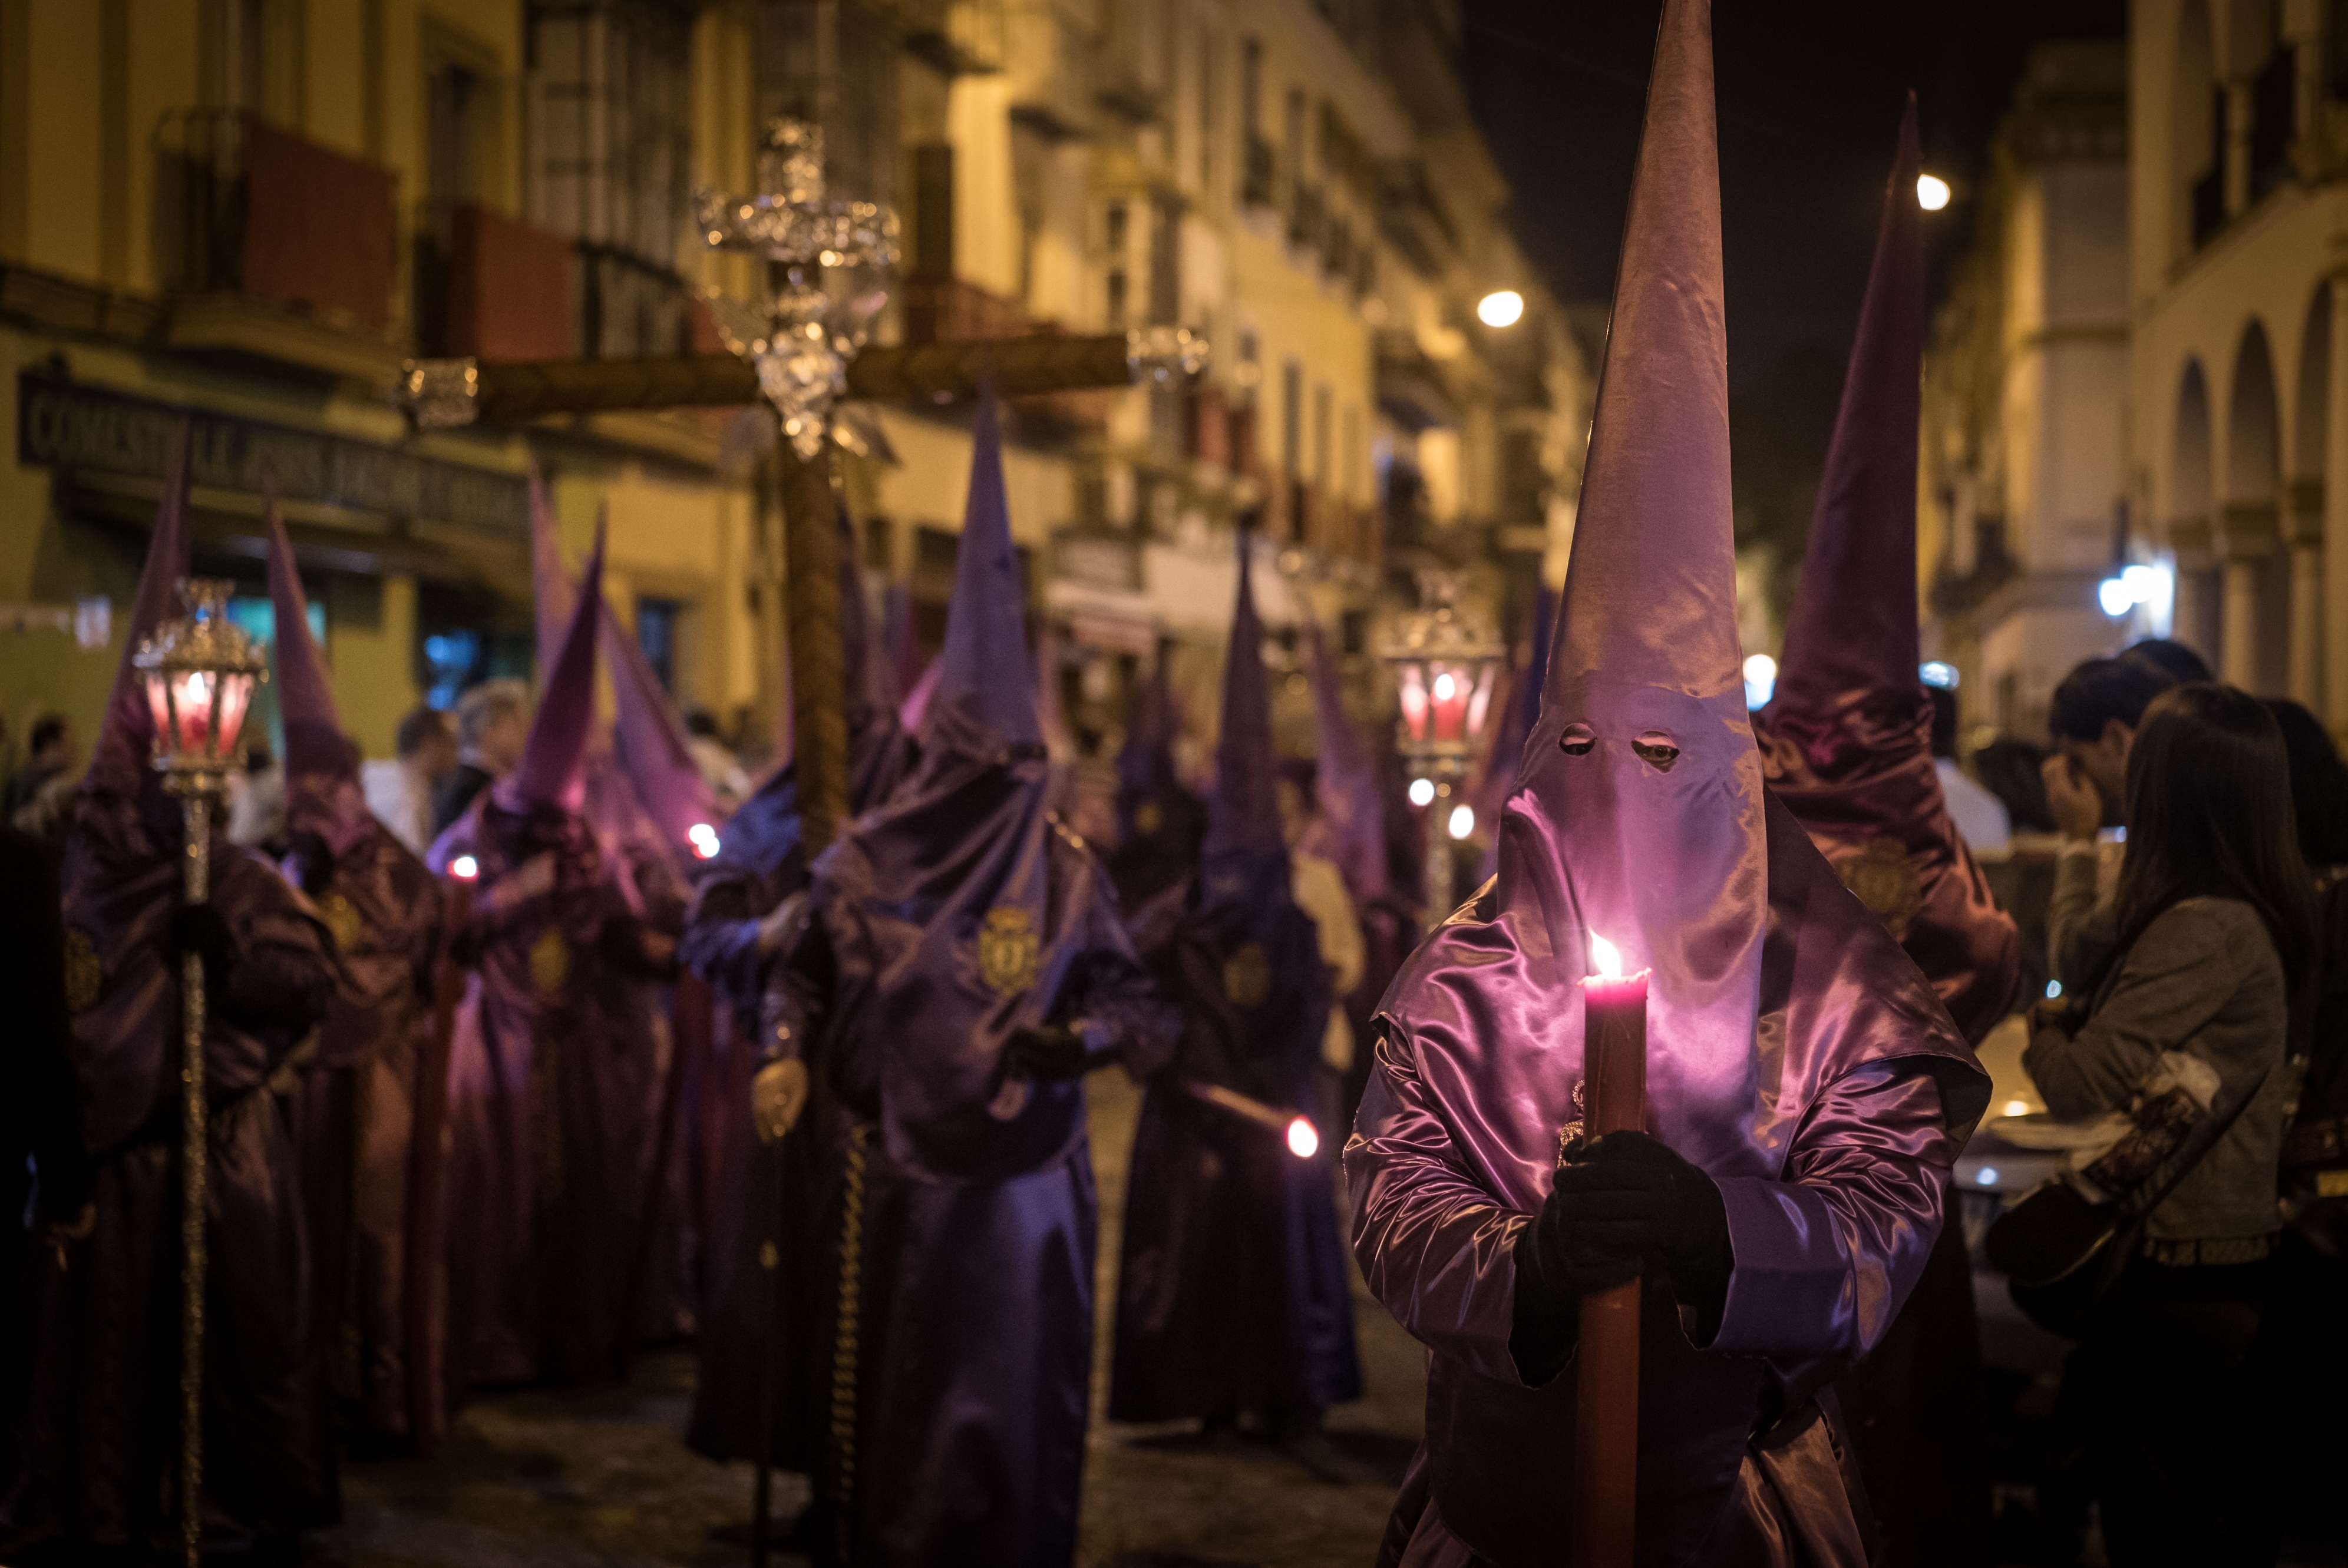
[696, 119, 901, 458]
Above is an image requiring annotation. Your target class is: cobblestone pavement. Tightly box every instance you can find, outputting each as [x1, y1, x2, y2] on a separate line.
[306, 1069, 1424, 1568]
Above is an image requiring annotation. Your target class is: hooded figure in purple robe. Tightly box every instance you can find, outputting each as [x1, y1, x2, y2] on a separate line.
[1105, 651, 1206, 935]
[2, 436, 340, 1552]
[1111, 538, 1362, 1435]
[1749, 102, 2019, 1568]
[430, 522, 684, 1390]
[1347, 6, 1989, 1564]
[1302, 610, 1422, 1127]
[266, 502, 446, 1444]
[681, 502, 916, 1469]
[762, 387, 1175, 1566]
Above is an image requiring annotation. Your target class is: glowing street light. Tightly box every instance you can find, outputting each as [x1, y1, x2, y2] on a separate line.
[1916, 173, 1951, 211]
[1477, 289, 1525, 328]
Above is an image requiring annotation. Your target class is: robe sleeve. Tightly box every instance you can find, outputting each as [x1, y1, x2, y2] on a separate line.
[1346, 1018, 1533, 1387]
[220, 874, 337, 1044]
[1065, 865, 1180, 1079]
[680, 862, 773, 1020]
[1707, 1059, 1957, 1365]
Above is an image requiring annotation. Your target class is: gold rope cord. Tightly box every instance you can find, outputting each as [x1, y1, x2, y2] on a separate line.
[829, 1123, 871, 1563]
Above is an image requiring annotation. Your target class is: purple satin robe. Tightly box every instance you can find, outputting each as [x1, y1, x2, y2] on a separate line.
[3, 805, 337, 1550]
[431, 793, 680, 1390]
[1350, 797, 1988, 1568]
[1753, 694, 2020, 1045]
[678, 711, 913, 1467]
[770, 752, 1175, 1566]
[1112, 849, 1361, 1426]
[283, 821, 443, 1440]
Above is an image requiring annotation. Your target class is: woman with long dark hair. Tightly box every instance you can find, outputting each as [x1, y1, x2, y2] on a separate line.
[2025, 683, 2314, 1566]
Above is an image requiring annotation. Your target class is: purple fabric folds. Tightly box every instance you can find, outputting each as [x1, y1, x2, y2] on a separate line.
[1752, 101, 2020, 1047]
[1350, 6, 1987, 1564]
[267, 502, 447, 1439]
[1303, 608, 1389, 904]
[1112, 534, 1360, 1425]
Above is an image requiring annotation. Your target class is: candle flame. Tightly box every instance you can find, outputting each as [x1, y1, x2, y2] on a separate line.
[450, 855, 479, 881]
[1589, 932, 1623, 979]
[1286, 1116, 1320, 1159]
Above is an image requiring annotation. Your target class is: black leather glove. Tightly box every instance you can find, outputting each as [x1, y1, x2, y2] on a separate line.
[284, 831, 336, 899]
[1551, 1131, 1733, 1326]
[1003, 1024, 1089, 1081]
[167, 904, 236, 994]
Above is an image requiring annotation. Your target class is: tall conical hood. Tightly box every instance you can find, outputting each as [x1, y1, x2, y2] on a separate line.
[1303, 610, 1386, 900]
[1118, 651, 1181, 802]
[507, 517, 606, 812]
[1206, 535, 1282, 862]
[927, 385, 1040, 757]
[527, 456, 575, 682]
[87, 422, 195, 805]
[264, 491, 350, 786]
[1770, 96, 1924, 714]
[880, 581, 917, 707]
[1505, 0, 1765, 1058]
[1035, 619, 1075, 760]
[265, 493, 378, 854]
[599, 557, 718, 846]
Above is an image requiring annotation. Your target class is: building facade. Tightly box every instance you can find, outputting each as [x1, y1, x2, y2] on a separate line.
[1921, 41, 2132, 743]
[0, 0, 1587, 801]
[2128, 0, 2348, 726]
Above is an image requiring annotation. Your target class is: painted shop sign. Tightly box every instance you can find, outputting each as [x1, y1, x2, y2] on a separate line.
[18, 371, 526, 536]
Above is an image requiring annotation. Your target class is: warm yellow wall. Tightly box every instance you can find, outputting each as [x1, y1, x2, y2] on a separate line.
[328, 570, 420, 757]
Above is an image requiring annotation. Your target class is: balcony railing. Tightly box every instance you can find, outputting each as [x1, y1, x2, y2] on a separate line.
[420, 202, 574, 360]
[156, 109, 398, 332]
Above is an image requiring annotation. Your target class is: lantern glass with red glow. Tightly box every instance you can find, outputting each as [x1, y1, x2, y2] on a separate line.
[1381, 571, 1505, 775]
[132, 579, 269, 792]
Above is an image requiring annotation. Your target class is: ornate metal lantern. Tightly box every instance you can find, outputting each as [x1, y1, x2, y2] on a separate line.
[1381, 570, 1504, 919]
[135, 578, 268, 794]
[129, 575, 267, 1568]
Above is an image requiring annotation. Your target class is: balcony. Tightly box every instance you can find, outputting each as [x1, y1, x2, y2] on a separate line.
[1375, 157, 1458, 280]
[1242, 136, 1278, 210]
[903, 0, 1005, 75]
[154, 110, 404, 379]
[422, 203, 573, 362]
[899, 276, 1111, 433]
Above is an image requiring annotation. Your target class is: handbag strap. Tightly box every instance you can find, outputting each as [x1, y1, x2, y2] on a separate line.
[2105, 1057, 2274, 1229]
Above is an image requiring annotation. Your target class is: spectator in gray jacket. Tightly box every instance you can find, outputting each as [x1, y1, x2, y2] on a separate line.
[2025, 683, 2314, 1566]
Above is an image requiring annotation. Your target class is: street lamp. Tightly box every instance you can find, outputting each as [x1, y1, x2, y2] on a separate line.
[1916, 173, 1951, 211]
[1477, 289, 1525, 328]
[131, 577, 268, 1568]
[1382, 571, 1504, 921]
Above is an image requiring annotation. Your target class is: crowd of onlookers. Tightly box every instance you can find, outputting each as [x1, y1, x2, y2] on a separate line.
[1931, 637, 2348, 1564]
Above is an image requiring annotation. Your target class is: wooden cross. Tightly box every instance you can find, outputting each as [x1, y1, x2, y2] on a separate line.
[402, 118, 1204, 856]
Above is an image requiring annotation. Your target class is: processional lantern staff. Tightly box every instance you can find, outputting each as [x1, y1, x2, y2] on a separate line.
[132, 581, 269, 1568]
[1379, 571, 1504, 922]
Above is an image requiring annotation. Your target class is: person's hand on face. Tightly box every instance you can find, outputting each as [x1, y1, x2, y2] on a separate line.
[2042, 752, 2104, 843]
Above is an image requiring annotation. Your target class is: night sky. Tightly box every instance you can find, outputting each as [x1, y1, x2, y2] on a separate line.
[1464, 0, 2130, 376]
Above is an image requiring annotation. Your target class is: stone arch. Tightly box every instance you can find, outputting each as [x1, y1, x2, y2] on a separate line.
[2174, 356, 2219, 659]
[2223, 319, 2289, 692]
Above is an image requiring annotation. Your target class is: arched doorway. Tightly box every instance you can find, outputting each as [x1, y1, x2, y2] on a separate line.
[2174, 357, 2218, 657]
[2223, 320, 2289, 693]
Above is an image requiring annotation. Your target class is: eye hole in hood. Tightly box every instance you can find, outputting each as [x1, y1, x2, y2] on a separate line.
[1632, 732, 1681, 771]
[1559, 723, 1596, 756]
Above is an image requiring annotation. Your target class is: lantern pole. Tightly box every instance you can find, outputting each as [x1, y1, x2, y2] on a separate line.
[133, 579, 268, 1568]
[1380, 571, 1504, 924]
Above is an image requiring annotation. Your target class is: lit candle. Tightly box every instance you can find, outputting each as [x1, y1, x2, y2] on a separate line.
[1575, 931, 1648, 1568]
